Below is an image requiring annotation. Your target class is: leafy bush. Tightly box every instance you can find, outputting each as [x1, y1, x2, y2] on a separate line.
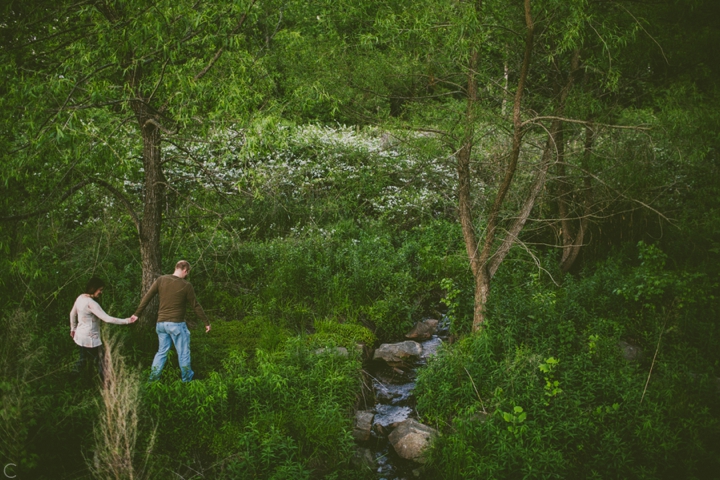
[141, 337, 363, 478]
[192, 317, 292, 374]
[415, 246, 720, 479]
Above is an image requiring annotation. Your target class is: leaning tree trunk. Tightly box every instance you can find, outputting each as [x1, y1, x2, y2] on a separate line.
[457, 41, 483, 326]
[469, 34, 579, 332]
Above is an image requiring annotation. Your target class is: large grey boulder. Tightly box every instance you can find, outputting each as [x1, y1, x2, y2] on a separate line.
[618, 340, 643, 362]
[373, 341, 422, 365]
[353, 410, 374, 442]
[388, 418, 438, 464]
[405, 319, 439, 341]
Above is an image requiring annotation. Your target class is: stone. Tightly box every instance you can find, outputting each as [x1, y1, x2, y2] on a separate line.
[405, 319, 439, 341]
[351, 447, 376, 471]
[314, 346, 349, 356]
[353, 410, 374, 442]
[388, 418, 438, 464]
[618, 341, 643, 362]
[373, 341, 422, 365]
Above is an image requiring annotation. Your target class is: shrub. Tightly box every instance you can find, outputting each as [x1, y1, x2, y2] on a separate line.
[141, 337, 363, 478]
[416, 248, 720, 479]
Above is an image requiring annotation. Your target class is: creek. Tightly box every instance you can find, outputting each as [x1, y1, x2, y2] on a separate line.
[355, 320, 448, 479]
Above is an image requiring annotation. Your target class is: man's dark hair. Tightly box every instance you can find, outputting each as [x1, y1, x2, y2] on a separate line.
[84, 276, 105, 295]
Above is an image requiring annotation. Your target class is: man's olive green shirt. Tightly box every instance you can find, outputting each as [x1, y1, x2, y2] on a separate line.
[134, 274, 209, 326]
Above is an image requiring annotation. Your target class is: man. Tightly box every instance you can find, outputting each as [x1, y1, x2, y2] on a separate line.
[134, 260, 211, 382]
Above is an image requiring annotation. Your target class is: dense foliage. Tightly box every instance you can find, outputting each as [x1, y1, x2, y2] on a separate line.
[2, 0, 719, 478]
[416, 243, 720, 478]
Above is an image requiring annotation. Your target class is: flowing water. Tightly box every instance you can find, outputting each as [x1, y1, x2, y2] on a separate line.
[359, 325, 447, 480]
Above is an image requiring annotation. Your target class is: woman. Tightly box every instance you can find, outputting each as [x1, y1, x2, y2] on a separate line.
[70, 276, 137, 381]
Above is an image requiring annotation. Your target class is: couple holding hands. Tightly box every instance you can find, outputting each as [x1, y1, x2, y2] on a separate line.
[70, 260, 211, 383]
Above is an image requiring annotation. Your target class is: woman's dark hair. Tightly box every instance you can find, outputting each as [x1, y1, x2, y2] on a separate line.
[84, 277, 106, 295]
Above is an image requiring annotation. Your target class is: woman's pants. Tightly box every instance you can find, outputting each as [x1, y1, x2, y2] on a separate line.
[73, 345, 104, 382]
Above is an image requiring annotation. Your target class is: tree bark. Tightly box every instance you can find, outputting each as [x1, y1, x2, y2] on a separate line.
[127, 57, 165, 323]
[469, 0, 535, 332]
[456, 0, 485, 325]
[457, 45, 482, 323]
[138, 118, 163, 292]
[559, 121, 594, 273]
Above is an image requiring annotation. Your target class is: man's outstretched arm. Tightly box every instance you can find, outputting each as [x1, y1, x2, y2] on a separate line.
[134, 278, 160, 317]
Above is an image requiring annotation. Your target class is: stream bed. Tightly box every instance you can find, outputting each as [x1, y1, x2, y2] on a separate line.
[356, 325, 446, 479]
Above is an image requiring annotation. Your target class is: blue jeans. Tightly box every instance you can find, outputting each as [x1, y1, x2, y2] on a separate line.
[150, 322, 194, 382]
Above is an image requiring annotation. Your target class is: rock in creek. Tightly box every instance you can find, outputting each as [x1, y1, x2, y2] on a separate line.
[373, 341, 422, 365]
[314, 346, 349, 356]
[353, 411, 374, 442]
[388, 418, 438, 464]
[405, 319, 439, 341]
[618, 340, 643, 362]
[351, 447, 376, 471]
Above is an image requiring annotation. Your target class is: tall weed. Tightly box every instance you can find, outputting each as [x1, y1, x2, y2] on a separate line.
[90, 331, 156, 480]
[0, 310, 44, 473]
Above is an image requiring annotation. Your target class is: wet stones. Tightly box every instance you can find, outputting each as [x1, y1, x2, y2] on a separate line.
[373, 340, 422, 366]
[405, 319, 439, 341]
[419, 336, 443, 360]
[388, 418, 438, 464]
[354, 323, 445, 473]
[353, 411, 374, 442]
[351, 447, 376, 471]
[373, 404, 413, 430]
[373, 379, 416, 404]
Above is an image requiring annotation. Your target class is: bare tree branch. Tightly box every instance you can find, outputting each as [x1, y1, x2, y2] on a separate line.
[143, 118, 178, 135]
[522, 116, 650, 131]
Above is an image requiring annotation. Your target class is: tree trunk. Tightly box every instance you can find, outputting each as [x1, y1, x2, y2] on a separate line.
[457, 42, 482, 323]
[98, 6, 165, 325]
[559, 121, 595, 273]
[139, 120, 163, 292]
[555, 126, 575, 265]
[130, 96, 165, 325]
